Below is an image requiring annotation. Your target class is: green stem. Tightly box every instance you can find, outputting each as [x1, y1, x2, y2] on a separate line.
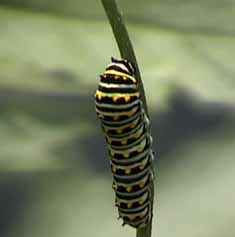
[101, 0, 148, 115]
[101, 1, 154, 237]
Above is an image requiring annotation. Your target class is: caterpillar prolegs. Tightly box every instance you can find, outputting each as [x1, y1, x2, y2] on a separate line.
[95, 57, 154, 228]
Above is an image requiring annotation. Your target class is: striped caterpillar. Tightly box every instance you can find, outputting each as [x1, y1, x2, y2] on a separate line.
[95, 57, 154, 228]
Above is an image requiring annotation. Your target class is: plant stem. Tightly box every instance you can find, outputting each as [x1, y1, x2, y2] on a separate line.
[101, 0, 148, 114]
[101, 1, 154, 237]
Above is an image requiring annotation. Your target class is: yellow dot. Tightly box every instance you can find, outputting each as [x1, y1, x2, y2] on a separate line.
[125, 169, 131, 174]
[139, 200, 144, 205]
[124, 153, 129, 158]
[137, 147, 144, 153]
[112, 184, 118, 190]
[117, 129, 122, 134]
[113, 115, 119, 120]
[127, 203, 132, 208]
[134, 134, 141, 139]
[121, 140, 127, 145]
[123, 77, 127, 80]
[130, 124, 136, 129]
[126, 186, 132, 192]
[139, 165, 145, 170]
[125, 96, 130, 102]
[112, 167, 117, 172]
[139, 182, 145, 188]
[127, 109, 136, 117]
[96, 94, 101, 100]
[129, 216, 135, 221]
[113, 97, 117, 102]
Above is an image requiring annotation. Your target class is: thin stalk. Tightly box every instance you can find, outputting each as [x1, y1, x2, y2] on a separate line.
[101, 0, 148, 114]
[101, 1, 154, 237]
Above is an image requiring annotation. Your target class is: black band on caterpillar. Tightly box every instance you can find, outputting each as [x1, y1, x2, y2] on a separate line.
[95, 57, 154, 228]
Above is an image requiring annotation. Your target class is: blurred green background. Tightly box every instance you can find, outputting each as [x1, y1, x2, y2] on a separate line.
[0, 1, 235, 237]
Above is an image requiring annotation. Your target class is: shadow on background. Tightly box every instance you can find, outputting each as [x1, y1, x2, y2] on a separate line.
[0, 87, 235, 237]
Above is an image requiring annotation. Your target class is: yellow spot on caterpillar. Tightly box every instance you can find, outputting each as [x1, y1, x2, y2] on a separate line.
[117, 129, 122, 134]
[113, 96, 119, 102]
[134, 134, 141, 139]
[124, 153, 129, 158]
[126, 186, 132, 192]
[97, 94, 102, 100]
[139, 182, 145, 188]
[113, 115, 119, 120]
[97, 113, 103, 119]
[139, 165, 145, 170]
[125, 169, 131, 174]
[122, 77, 127, 80]
[104, 70, 136, 83]
[110, 150, 115, 156]
[127, 203, 132, 208]
[137, 146, 144, 153]
[124, 95, 130, 102]
[139, 200, 144, 205]
[95, 91, 103, 100]
[112, 184, 118, 190]
[128, 215, 135, 221]
[126, 107, 138, 117]
[130, 123, 136, 129]
[112, 167, 117, 172]
[121, 140, 127, 145]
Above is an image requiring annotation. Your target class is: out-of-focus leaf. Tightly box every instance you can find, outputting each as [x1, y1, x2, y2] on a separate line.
[0, 7, 235, 108]
[1, 0, 235, 35]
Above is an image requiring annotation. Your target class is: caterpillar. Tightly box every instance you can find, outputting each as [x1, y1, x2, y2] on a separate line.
[95, 57, 154, 228]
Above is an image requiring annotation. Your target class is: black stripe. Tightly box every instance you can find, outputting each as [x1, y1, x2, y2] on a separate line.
[111, 152, 150, 167]
[98, 105, 141, 124]
[104, 112, 144, 137]
[96, 100, 140, 113]
[95, 93, 139, 105]
[118, 201, 149, 213]
[115, 184, 149, 198]
[113, 166, 150, 183]
[96, 99, 140, 111]
[118, 204, 149, 215]
[113, 167, 150, 185]
[109, 136, 151, 159]
[100, 75, 135, 85]
[115, 182, 149, 195]
[108, 125, 146, 147]
[101, 106, 142, 127]
[109, 131, 148, 150]
[110, 57, 135, 76]
[105, 65, 131, 76]
[98, 85, 136, 93]
[111, 157, 150, 176]
[116, 191, 149, 203]
[122, 212, 149, 227]
[110, 148, 150, 165]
